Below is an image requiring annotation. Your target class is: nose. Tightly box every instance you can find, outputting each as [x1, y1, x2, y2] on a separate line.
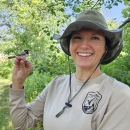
[80, 39, 90, 48]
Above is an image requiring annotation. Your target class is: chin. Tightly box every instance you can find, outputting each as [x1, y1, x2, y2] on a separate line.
[77, 64, 93, 69]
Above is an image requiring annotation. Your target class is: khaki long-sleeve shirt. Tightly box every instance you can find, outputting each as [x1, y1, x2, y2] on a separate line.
[9, 73, 130, 130]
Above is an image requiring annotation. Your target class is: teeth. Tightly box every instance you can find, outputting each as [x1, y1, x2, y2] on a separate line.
[78, 53, 92, 56]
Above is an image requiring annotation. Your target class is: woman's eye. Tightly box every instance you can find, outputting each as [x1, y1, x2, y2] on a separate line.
[73, 36, 82, 39]
[91, 36, 100, 40]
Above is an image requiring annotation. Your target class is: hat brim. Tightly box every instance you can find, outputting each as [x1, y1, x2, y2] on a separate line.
[60, 21, 123, 64]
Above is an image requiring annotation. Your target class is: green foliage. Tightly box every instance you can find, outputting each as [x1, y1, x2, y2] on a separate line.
[27, 120, 43, 130]
[102, 53, 130, 86]
[24, 70, 53, 103]
[104, 0, 122, 9]
[101, 1, 130, 87]
[0, 60, 13, 79]
[0, 82, 13, 130]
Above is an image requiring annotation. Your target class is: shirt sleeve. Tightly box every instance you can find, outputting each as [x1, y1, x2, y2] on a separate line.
[9, 84, 49, 130]
[97, 88, 130, 130]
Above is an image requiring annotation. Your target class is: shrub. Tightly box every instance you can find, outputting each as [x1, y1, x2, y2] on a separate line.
[0, 60, 13, 79]
[24, 69, 54, 103]
[101, 54, 130, 87]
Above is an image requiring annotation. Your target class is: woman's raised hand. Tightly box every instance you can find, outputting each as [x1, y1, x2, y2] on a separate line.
[12, 56, 33, 89]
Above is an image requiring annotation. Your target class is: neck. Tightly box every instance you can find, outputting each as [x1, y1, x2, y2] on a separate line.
[75, 66, 102, 81]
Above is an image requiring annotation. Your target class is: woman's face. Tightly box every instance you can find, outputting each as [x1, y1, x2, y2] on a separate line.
[70, 29, 106, 70]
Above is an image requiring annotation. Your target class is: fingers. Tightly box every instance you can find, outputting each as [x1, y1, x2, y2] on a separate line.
[14, 56, 33, 71]
[14, 56, 24, 64]
[14, 56, 28, 66]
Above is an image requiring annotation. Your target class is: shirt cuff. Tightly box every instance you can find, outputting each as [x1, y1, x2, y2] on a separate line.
[9, 84, 25, 97]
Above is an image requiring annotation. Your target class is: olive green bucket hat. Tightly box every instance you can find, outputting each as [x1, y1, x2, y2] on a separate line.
[59, 9, 123, 64]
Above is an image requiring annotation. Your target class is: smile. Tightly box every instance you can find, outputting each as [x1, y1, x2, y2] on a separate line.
[78, 52, 92, 57]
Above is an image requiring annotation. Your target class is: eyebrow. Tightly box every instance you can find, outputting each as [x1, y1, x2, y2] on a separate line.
[91, 33, 104, 36]
[72, 32, 104, 36]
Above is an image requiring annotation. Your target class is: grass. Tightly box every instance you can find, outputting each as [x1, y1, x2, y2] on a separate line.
[0, 78, 13, 130]
[0, 77, 43, 130]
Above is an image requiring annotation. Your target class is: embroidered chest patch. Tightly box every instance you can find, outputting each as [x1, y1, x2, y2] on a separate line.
[82, 91, 102, 114]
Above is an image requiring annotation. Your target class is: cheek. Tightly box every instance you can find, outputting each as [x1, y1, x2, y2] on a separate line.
[98, 45, 105, 53]
[69, 41, 76, 55]
[94, 44, 106, 58]
[97, 40, 106, 52]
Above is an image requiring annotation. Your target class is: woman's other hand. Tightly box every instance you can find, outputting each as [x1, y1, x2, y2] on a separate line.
[12, 56, 33, 89]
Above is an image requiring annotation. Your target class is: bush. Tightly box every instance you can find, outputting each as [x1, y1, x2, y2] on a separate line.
[24, 69, 54, 103]
[24, 70, 54, 130]
[0, 60, 13, 79]
[101, 54, 130, 86]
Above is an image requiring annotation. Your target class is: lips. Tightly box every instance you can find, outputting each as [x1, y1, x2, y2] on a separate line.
[78, 52, 93, 57]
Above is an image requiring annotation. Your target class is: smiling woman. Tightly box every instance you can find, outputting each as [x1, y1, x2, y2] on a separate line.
[9, 9, 130, 130]
[70, 29, 106, 78]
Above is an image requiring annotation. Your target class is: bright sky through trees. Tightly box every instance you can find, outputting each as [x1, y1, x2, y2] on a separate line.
[103, 2, 128, 22]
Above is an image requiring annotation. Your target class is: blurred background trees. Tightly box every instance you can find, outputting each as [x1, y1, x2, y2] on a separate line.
[101, 0, 130, 86]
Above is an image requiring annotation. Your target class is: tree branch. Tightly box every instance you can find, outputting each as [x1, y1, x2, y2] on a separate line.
[118, 18, 130, 28]
[91, 0, 100, 9]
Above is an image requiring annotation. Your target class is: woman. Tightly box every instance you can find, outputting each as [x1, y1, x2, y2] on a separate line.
[9, 9, 130, 130]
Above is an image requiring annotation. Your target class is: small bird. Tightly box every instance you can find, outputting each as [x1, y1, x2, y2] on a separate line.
[8, 50, 29, 59]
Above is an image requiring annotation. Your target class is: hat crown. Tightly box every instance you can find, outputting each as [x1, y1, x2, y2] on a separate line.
[76, 9, 108, 29]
